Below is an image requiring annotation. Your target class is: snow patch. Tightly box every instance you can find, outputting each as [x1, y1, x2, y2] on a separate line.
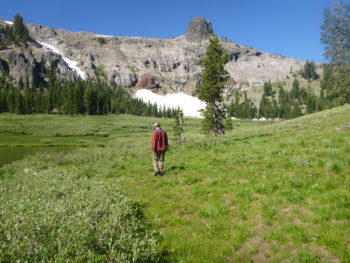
[251, 117, 267, 121]
[62, 57, 87, 80]
[39, 42, 87, 79]
[4, 20, 13, 25]
[135, 89, 206, 118]
[39, 42, 60, 54]
[95, 34, 113, 38]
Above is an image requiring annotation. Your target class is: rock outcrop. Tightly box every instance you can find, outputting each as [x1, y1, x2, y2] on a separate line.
[0, 17, 308, 95]
[136, 74, 157, 90]
[186, 17, 213, 42]
[0, 45, 77, 86]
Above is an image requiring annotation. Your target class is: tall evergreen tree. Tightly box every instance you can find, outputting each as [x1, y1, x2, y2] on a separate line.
[196, 34, 229, 136]
[321, 2, 350, 64]
[321, 2, 350, 106]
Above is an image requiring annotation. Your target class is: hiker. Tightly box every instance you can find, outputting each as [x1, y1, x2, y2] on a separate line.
[152, 123, 168, 175]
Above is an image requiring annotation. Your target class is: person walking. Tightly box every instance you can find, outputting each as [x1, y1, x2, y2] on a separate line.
[152, 123, 168, 175]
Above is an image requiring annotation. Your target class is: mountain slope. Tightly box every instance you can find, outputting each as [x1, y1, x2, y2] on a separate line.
[1, 17, 309, 95]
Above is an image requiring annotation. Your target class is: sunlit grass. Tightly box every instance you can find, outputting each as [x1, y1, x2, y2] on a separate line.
[0, 105, 349, 262]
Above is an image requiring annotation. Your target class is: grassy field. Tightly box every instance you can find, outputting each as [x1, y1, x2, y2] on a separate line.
[0, 105, 349, 262]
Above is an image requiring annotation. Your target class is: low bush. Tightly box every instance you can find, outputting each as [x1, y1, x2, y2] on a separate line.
[0, 162, 162, 262]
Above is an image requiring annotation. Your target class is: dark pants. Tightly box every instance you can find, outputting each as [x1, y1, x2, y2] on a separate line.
[152, 151, 165, 174]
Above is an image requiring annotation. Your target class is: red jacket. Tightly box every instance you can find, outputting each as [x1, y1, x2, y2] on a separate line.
[152, 129, 168, 152]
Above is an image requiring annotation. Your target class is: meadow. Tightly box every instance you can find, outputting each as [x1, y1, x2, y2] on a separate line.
[0, 105, 349, 262]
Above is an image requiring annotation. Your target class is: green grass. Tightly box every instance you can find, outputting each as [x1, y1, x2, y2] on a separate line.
[0, 105, 350, 262]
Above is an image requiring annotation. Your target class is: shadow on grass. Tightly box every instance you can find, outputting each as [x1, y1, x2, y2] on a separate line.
[232, 133, 272, 142]
[166, 165, 185, 174]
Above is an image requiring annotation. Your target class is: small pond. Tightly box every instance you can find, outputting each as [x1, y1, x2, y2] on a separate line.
[0, 146, 74, 167]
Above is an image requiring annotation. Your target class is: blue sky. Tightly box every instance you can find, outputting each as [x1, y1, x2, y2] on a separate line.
[2, 0, 348, 62]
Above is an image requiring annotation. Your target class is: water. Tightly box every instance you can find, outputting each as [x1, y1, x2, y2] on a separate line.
[0, 146, 74, 167]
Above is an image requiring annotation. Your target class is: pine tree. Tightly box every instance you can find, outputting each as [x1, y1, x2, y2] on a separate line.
[263, 80, 274, 97]
[74, 80, 85, 114]
[85, 85, 97, 115]
[303, 61, 319, 80]
[225, 112, 233, 130]
[291, 79, 300, 99]
[173, 109, 185, 145]
[306, 93, 316, 114]
[321, 2, 350, 64]
[291, 101, 302, 118]
[13, 13, 29, 46]
[196, 34, 229, 136]
[321, 2, 350, 106]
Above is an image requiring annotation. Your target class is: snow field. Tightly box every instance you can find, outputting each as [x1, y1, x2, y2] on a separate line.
[94, 34, 113, 38]
[135, 89, 206, 118]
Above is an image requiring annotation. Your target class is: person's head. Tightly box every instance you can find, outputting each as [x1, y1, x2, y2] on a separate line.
[154, 123, 161, 129]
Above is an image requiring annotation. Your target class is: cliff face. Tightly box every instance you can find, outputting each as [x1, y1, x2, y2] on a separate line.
[0, 44, 77, 85]
[0, 17, 306, 95]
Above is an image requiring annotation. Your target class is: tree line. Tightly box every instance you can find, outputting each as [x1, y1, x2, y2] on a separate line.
[0, 59, 176, 117]
[226, 55, 347, 120]
[0, 13, 29, 48]
[227, 77, 325, 120]
[0, 75, 178, 117]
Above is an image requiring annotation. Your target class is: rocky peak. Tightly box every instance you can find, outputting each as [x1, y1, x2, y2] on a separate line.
[186, 17, 213, 42]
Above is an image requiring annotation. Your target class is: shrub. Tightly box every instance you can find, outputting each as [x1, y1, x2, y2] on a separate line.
[97, 37, 107, 45]
[0, 165, 162, 262]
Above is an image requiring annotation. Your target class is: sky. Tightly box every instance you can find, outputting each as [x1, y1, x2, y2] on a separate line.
[2, 0, 349, 62]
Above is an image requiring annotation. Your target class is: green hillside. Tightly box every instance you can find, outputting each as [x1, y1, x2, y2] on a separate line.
[0, 104, 349, 262]
[246, 74, 322, 107]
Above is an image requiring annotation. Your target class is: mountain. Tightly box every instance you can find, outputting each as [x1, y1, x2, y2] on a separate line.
[0, 17, 311, 96]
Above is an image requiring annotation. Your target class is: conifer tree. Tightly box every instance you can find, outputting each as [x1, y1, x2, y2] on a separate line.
[291, 79, 300, 99]
[291, 101, 302, 118]
[74, 80, 85, 114]
[321, 2, 350, 64]
[173, 108, 185, 145]
[225, 112, 233, 130]
[303, 61, 319, 80]
[263, 80, 275, 97]
[321, 2, 350, 105]
[12, 13, 29, 47]
[196, 34, 229, 136]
